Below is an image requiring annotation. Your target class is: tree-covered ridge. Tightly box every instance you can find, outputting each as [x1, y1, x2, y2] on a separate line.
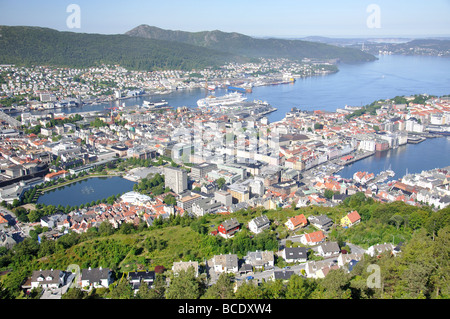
[126, 25, 377, 63]
[0, 26, 240, 71]
[0, 191, 448, 299]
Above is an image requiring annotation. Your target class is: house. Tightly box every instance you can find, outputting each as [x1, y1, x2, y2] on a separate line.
[30, 269, 68, 289]
[341, 210, 361, 228]
[211, 254, 239, 274]
[366, 243, 395, 257]
[172, 260, 199, 277]
[300, 230, 326, 246]
[307, 214, 333, 231]
[305, 260, 334, 278]
[282, 247, 308, 263]
[218, 218, 240, 239]
[337, 252, 364, 268]
[248, 215, 270, 234]
[317, 241, 340, 257]
[285, 214, 307, 231]
[316, 264, 340, 278]
[243, 250, 274, 270]
[80, 267, 113, 289]
[128, 271, 155, 292]
[271, 270, 294, 281]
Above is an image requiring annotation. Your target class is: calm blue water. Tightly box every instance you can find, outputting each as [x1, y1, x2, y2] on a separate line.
[44, 55, 450, 122]
[337, 137, 450, 179]
[36, 176, 136, 207]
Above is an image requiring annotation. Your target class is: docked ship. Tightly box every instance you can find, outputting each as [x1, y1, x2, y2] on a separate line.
[143, 100, 169, 108]
[197, 92, 247, 108]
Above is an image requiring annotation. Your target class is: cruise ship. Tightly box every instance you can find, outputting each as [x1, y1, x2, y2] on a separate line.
[197, 92, 247, 108]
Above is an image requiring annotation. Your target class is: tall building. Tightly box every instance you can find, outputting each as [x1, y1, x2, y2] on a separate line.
[164, 167, 187, 194]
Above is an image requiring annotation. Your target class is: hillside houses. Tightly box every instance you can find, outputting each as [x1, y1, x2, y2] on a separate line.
[341, 210, 361, 228]
[285, 213, 307, 231]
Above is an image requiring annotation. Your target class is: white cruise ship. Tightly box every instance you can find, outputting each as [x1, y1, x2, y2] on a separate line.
[197, 92, 247, 108]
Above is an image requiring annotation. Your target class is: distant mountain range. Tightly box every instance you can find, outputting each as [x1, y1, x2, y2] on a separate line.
[125, 25, 376, 63]
[0, 25, 376, 72]
[0, 26, 239, 71]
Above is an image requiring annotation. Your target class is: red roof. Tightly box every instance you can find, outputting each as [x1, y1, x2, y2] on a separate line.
[347, 210, 361, 223]
[289, 214, 307, 227]
[304, 230, 325, 243]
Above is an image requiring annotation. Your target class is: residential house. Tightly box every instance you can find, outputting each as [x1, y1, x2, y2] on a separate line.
[282, 247, 308, 263]
[285, 213, 308, 231]
[211, 254, 239, 274]
[248, 215, 270, 234]
[341, 210, 361, 228]
[366, 243, 395, 257]
[305, 260, 335, 278]
[300, 230, 326, 246]
[218, 218, 240, 239]
[30, 269, 68, 289]
[243, 250, 274, 270]
[337, 252, 364, 268]
[271, 270, 294, 281]
[316, 264, 340, 278]
[128, 271, 155, 292]
[317, 241, 340, 258]
[307, 214, 333, 231]
[80, 267, 113, 289]
[172, 260, 199, 277]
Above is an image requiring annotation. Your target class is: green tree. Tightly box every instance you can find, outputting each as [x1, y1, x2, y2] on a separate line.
[235, 281, 264, 299]
[216, 177, 226, 190]
[109, 278, 134, 299]
[285, 275, 316, 299]
[165, 268, 205, 299]
[62, 287, 87, 299]
[202, 272, 235, 299]
[163, 194, 177, 206]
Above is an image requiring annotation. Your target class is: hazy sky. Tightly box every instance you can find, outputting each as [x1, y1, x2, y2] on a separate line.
[1, 0, 449, 38]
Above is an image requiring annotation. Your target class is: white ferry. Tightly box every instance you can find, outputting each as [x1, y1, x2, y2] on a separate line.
[143, 100, 169, 108]
[197, 92, 247, 108]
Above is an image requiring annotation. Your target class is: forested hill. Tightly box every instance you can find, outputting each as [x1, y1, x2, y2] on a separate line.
[0, 26, 241, 71]
[125, 25, 377, 63]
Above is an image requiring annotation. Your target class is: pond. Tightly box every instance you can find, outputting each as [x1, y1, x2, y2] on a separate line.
[36, 176, 136, 208]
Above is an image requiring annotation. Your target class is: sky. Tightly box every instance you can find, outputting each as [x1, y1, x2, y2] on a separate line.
[0, 0, 449, 38]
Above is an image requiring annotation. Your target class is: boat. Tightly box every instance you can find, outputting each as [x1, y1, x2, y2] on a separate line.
[143, 100, 169, 108]
[197, 92, 247, 108]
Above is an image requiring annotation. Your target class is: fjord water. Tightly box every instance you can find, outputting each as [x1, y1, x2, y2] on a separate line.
[337, 136, 450, 180]
[55, 55, 450, 122]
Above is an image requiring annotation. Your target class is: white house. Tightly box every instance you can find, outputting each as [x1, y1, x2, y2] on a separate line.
[30, 269, 67, 289]
[317, 241, 340, 257]
[282, 247, 307, 263]
[80, 267, 113, 289]
[211, 254, 239, 274]
[248, 215, 270, 234]
[337, 252, 364, 268]
[366, 243, 395, 257]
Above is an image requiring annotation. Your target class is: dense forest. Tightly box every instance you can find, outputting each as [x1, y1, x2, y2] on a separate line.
[0, 191, 448, 299]
[125, 25, 377, 63]
[0, 26, 240, 71]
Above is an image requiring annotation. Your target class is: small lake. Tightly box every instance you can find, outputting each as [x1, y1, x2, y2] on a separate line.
[36, 176, 136, 208]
